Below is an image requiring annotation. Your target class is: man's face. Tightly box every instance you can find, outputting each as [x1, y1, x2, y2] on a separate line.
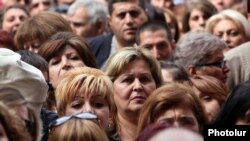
[139, 29, 174, 61]
[108, 1, 148, 45]
[68, 7, 96, 38]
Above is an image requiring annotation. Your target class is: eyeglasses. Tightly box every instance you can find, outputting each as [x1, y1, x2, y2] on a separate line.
[195, 60, 226, 68]
[49, 112, 98, 130]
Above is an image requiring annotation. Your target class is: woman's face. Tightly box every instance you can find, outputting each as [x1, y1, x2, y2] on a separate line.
[113, 59, 156, 115]
[65, 93, 110, 128]
[195, 49, 229, 83]
[0, 123, 8, 141]
[212, 19, 248, 49]
[194, 89, 221, 123]
[188, 9, 207, 31]
[155, 105, 200, 133]
[49, 45, 85, 89]
[2, 8, 29, 34]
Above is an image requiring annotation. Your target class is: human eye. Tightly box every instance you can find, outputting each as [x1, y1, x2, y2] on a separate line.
[49, 58, 60, 66]
[214, 33, 223, 38]
[92, 97, 107, 108]
[71, 101, 83, 109]
[160, 118, 174, 126]
[7, 16, 14, 22]
[157, 42, 168, 50]
[129, 10, 140, 18]
[139, 75, 151, 83]
[122, 76, 134, 83]
[201, 95, 212, 102]
[117, 12, 126, 19]
[228, 30, 239, 37]
[69, 54, 81, 60]
[20, 15, 27, 21]
[143, 45, 153, 50]
[179, 117, 195, 126]
[191, 16, 199, 21]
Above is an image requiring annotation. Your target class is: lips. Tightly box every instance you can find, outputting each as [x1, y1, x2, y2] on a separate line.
[124, 27, 137, 34]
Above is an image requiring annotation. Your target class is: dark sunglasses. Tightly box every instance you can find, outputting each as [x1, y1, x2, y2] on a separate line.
[195, 60, 226, 68]
[49, 112, 98, 131]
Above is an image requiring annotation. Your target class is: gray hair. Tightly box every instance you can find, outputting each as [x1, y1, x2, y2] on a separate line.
[67, 0, 108, 28]
[206, 9, 250, 41]
[174, 31, 227, 68]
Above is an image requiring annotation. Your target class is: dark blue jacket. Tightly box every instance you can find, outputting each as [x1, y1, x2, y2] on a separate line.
[87, 33, 113, 68]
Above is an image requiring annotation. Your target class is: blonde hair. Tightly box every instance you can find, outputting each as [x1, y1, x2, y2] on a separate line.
[206, 9, 250, 41]
[49, 118, 109, 141]
[137, 83, 208, 135]
[103, 47, 163, 137]
[56, 67, 114, 116]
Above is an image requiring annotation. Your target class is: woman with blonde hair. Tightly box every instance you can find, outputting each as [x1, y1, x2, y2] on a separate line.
[55, 67, 115, 129]
[206, 9, 250, 50]
[48, 112, 109, 141]
[137, 83, 208, 136]
[104, 47, 163, 141]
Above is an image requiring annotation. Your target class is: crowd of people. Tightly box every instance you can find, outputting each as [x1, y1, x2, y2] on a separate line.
[0, 0, 249, 141]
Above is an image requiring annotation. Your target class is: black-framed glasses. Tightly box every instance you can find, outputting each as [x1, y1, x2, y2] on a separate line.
[195, 60, 226, 68]
[49, 112, 98, 130]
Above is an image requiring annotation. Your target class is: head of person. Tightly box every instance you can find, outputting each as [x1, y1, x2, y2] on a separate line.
[48, 112, 109, 141]
[136, 123, 203, 141]
[214, 80, 250, 125]
[137, 83, 208, 135]
[29, 0, 53, 16]
[208, 0, 235, 12]
[67, 0, 108, 38]
[17, 50, 49, 81]
[150, 0, 174, 10]
[0, 4, 30, 34]
[136, 20, 175, 61]
[189, 75, 228, 123]
[0, 87, 40, 141]
[0, 48, 48, 116]
[0, 102, 32, 141]
[107, 0, 148, 46]
[103, 47, 163, 134]
[206, 9, 250, 50]
[182, 0, 217, 33]
[14, 11, 72, 53]
[163, 8, 180, 42]
[174, 31, 229, 83]
[159, 61, 189, 83]
[17, 50, 55, 111]
[56, 67, 114, 129]
[2, 0, 31, 7]
[38, 31, 97, 89]
[0, 30, 17, 51]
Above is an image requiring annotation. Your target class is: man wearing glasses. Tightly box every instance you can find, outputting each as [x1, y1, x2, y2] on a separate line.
[173, 32, 229, 83]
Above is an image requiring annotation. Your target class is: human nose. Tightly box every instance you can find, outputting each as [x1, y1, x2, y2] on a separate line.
[222, 34, 230, 44]
[152, 47, 160, 60]
[81, 103, 94, 113]
[125, 13, 133, 24]
[133, 79, 143, 92]
[198, 17, 205, 26]
[38, 3, 46, 11]
[61, 57, 72, 70]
